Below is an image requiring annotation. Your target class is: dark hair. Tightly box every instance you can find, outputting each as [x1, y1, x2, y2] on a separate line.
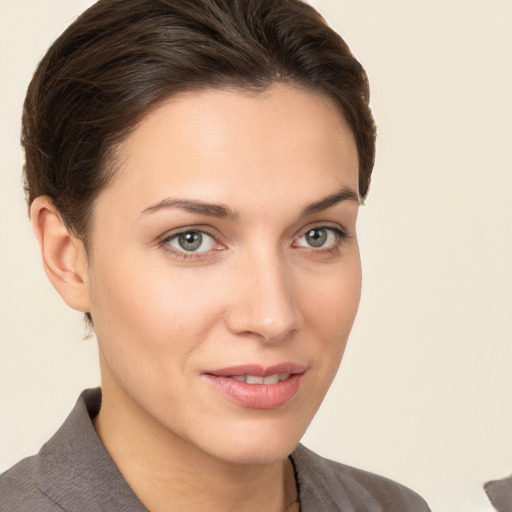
[23, 0, 376, 244]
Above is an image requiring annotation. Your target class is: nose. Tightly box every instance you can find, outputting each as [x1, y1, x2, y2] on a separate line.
[224, 250, 304, 343]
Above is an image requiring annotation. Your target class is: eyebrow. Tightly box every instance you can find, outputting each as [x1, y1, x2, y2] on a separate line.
[141, 186, 359, 220]
[141, 198, 240, 220]
[301, 186, 360, 216]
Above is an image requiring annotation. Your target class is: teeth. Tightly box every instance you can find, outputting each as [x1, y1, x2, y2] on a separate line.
[246, 375, 264, 384]
[230, 373, 291, 384]
[263, 374, 279, 385]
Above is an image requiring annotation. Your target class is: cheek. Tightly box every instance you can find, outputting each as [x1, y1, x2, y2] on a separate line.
[299, 257, 362, 370]
[302, 258, 362, 332]
[88, 261, 229, 422]
[88, 253, 224, 367]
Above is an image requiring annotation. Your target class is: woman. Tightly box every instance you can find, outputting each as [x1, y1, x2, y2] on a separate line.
[0, 0, 430, 510]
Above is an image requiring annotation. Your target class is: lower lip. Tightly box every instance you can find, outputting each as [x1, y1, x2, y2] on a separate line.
[203, 374, 303, 409]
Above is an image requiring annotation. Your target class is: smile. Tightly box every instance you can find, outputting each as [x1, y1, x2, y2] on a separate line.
[203, 364, 306, 409]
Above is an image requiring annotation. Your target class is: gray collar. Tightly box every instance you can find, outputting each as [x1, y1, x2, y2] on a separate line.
[34, 388, 429, 512]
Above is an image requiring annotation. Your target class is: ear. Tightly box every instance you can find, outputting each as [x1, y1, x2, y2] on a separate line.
[30, 196, 91, 313]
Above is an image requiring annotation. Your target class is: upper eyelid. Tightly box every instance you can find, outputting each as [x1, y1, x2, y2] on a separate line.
[159, 225, 220, 243]
[295, 222, 348, 239]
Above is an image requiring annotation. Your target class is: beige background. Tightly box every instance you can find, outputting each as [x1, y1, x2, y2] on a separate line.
[1, 1, 511, 511]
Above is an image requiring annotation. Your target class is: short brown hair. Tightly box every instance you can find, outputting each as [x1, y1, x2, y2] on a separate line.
[23, 0, 376, 243]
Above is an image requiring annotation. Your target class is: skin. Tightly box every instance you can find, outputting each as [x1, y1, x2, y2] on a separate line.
[31, 84, 361, 512]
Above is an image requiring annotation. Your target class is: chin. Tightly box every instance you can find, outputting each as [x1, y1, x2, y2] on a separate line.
[192, 414, 311, 466]
[213, 439, 300, 466]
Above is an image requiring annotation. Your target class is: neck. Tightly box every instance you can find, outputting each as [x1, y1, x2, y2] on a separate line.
[94, 377, 298, 512]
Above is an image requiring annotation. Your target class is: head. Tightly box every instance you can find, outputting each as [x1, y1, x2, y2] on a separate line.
[25, 0, 376, 464]
[23, 0, 375, 245]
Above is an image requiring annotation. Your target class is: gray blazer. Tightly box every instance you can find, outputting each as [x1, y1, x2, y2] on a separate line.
[1, 389, 430, 511]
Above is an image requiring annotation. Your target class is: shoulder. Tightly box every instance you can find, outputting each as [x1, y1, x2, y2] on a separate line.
[0, 389, 145, 512]
[0, 456, 63, 511]
[0, 389, 103, 512]
[291, 444, 431, 512]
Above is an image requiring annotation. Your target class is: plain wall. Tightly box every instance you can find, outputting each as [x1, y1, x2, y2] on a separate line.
[1, 1, 511, 511]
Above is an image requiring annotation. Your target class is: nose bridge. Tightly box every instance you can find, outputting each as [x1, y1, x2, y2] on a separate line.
[226, 244, 302, 342]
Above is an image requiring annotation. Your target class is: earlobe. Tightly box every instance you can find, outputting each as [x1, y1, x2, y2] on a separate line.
[30, 196, 91, 313]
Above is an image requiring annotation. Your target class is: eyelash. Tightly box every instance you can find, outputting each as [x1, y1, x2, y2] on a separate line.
[159, 225, 349, 261]
[159, 229, 222, 261]
[293, 225, 349, 254]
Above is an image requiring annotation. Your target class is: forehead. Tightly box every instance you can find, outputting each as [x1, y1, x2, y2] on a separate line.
[97, 85, 359, 219]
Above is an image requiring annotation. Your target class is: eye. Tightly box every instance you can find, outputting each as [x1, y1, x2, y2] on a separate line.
[165, 230, 217, 253]
[294, 227, 345, 250]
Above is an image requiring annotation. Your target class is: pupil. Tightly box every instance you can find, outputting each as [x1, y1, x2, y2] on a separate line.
[306, 229, 327, 247]
[179, 232, 202, 251]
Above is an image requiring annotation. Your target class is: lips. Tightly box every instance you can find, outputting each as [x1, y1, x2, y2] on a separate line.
[203, 364, 306, 409]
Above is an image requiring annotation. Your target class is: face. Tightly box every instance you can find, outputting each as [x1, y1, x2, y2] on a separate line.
[85, 84, 361, 464]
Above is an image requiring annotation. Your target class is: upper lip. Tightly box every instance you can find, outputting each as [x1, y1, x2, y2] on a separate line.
[205, 363, 307, 377]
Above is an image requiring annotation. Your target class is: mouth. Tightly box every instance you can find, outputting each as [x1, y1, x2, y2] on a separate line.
[229, 373, 291, 384]
[202, 364, 306, 409]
